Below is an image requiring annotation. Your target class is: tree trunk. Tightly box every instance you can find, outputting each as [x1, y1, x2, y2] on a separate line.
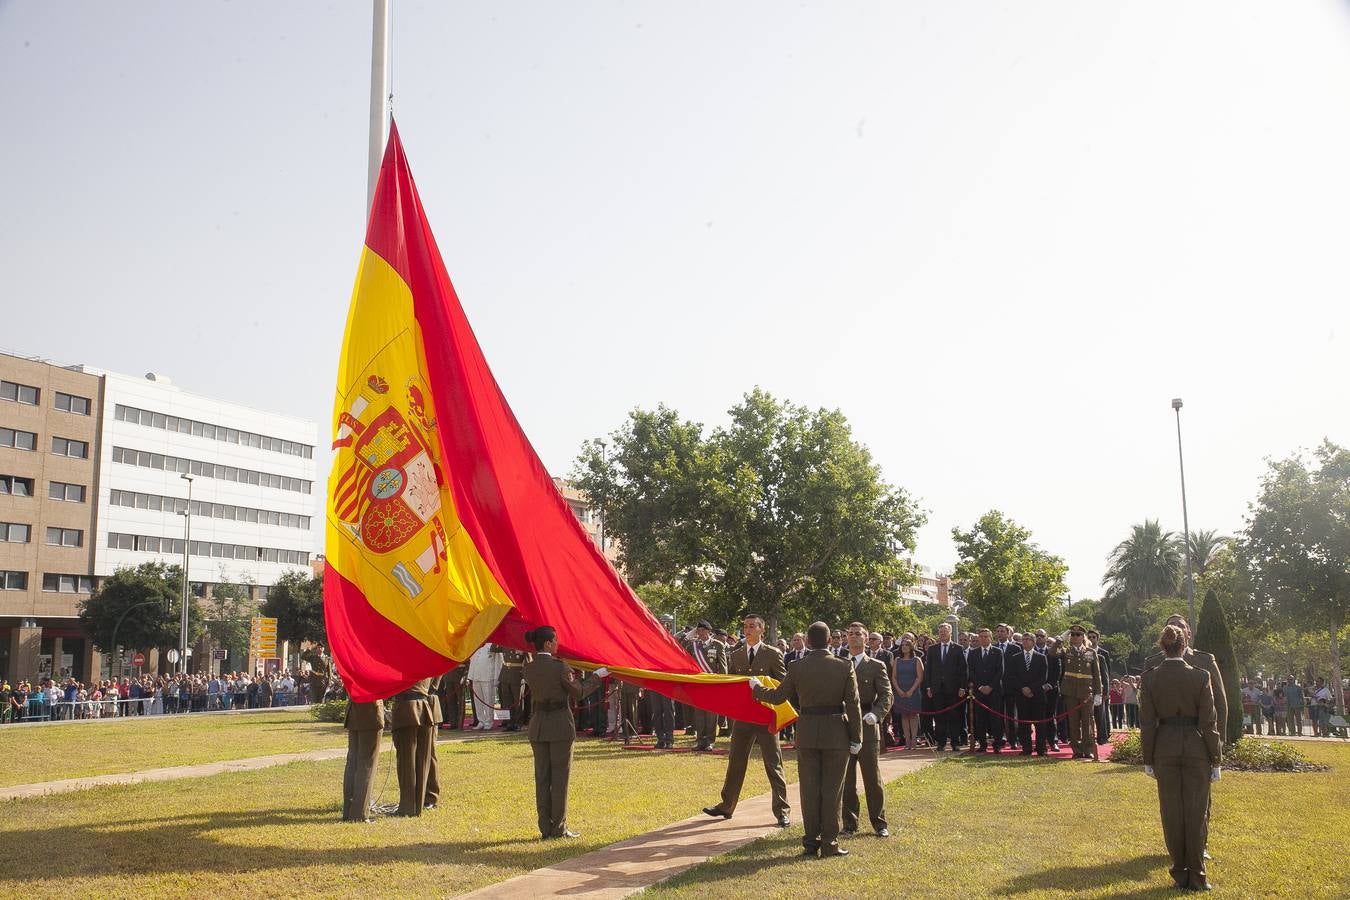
[1330, 604, 1345, 716]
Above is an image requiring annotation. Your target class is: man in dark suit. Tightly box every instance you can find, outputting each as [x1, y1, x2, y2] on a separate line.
[1088, 629, 1112, 744]
[967, 628, 1005, 752]
[1006, 632, 1050, 755]
[923, 622, 968, 751]
[994, 624, 1019, 749]
[704, 613, 790, 827]
[1036, 631, 1063, 751]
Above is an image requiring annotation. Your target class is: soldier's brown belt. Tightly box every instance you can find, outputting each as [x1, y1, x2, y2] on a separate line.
[1157, 716, 1199, 726]
[535, 699, 569, 711]
[391, 691, 429, 702]
[799, 705, 846, 715]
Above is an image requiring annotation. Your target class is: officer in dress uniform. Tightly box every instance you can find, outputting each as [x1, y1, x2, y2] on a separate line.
[684, 620, 727, 750]
[391, 678, 436, 816]
[522, 626, 606, 839]
[842, 622, 891, 837]
[342, 698, 384, 822]
[1140, 624, 1221, 892]
[1055, 625, 1103, 759]
[752, 621, 862, 858]
[497, 646, 529, 731]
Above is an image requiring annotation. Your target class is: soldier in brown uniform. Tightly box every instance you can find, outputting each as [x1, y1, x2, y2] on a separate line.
[423, 674, 442, 810]
[390, 678, 436, 816]
[752, 621, 862, 858]
[1056, 625, 1103, 759]
[684, 620, 727, 751]
[1140, 624, 1222, 892]
[1142, 614, 1228, 746]
[617, 675, 643, 742]
[702, 614, 791, 827]
[522, 626, 607, 839]
[342, 698, 384, 822]
[439, 663, 467, 728]
[497, 646, 528, 731]
[841, 621, 892, 837]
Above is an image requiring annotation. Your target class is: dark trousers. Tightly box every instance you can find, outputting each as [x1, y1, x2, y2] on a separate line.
[499, 672, 524, 729]
[843, 725, 887, 832]
[424, 739, 439, 807]
[1095, 698, 1111, 744]
[531, 737, 574, 837]
[717, 721, 790, 817]
[798, 747, 849, 855]
[692, 705, 718, 749]
[343, 728, 381, 821]
[648, 690, 675, 743]
[1155, 753, 1211, 889]
[1014, 692, 1048, 753]
[620, 691, 641, 740]
[972, 692, 1002, 747]
[930, 690, 963, 749]
[1003, 694, 1019, 747]
[393, 724, 433, 816]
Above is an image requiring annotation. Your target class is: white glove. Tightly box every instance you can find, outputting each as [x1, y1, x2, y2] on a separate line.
[849, 742, 862, 755]
[1210, 767, 1221, 783]
[1093, 694, 1103, 707]
[592, 667, 609, 679]
[1144, 765, 1155, 778]
[863, 711, 878, 726]
[747, 676, 763, 689]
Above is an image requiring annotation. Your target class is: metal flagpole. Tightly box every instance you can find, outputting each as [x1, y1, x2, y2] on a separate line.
[367, 0, 392, 214]
[1172, 398, 1195, 627]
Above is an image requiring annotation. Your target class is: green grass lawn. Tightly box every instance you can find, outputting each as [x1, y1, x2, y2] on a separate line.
[0, 734, 798, 898]
[0, 711, 352, 786]
[645, 742, 1350, 898]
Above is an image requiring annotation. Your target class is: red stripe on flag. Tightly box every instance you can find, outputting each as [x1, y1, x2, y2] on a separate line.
[322, 561, 455, 702]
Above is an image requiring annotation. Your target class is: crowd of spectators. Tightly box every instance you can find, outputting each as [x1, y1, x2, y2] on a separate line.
[0, 670, 314, 723]
[1240, 675, 1346, 737]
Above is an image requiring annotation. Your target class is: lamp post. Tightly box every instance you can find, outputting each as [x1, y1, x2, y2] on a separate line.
[178, 474, 193, 675]
[1171, 398, 1196, 627]
[597, 440, 607, 556]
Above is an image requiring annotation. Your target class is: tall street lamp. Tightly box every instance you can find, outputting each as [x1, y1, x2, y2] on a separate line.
[179, 473, 193, 674]
[1171, 398, 1196, 626]
[597, 440, 607, 556]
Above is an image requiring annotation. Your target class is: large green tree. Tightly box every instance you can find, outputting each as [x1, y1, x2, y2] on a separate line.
[1193, 588, 1244, 745]
[260, 570, 326, 654]
[574, 388, 925, 638]
[1187, 529, 1231, 579]
[1243, 441, 1349, 713]
[1101, 520, 1183, 608]
[950, 510, 1068, 630]
[205, 573, 256, 672]
[78, 562, 200, 670]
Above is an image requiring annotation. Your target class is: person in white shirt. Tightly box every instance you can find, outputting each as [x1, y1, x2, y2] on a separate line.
[468, 643, 503, 730]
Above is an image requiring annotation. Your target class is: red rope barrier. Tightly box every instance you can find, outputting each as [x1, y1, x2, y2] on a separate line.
[965, 693, 1092, 724]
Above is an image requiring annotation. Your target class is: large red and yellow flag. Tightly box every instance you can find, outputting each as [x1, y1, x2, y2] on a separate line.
[324, 122, 793, 730]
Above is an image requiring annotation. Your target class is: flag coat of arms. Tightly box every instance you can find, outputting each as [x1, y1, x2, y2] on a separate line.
[324, 122, 793, 731]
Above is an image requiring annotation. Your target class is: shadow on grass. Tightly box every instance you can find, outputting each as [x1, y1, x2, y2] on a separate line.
[995, 853, 1174, 898]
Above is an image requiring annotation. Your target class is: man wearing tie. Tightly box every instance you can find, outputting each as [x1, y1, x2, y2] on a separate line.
[923, 622, 968, 751]
[1006, 632, 1050, 755]
[703, 614, 791, 827]
[968, 628, 1005, 753]
[842, 622, 892, 836]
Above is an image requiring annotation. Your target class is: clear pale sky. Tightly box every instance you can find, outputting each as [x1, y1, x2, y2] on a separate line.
[3, 2, 1347, 602]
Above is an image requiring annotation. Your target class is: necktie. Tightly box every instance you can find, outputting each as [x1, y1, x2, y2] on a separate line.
[748, 646, 755, 667]
[941, 644, 946, 662]
[1026, 652, 1032, 669]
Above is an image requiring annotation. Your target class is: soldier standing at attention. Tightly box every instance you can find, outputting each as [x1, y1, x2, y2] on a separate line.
[684, 620, 727, 751]
[752, 621, 862, 858]
[842, 621, 892, 837]
[1140, 624, 1221, 892]
[390, 678, 436, 816]
[522, 626, 607, 839]
[498, 646, 528, 731]
[702, 614, 791, 827]
[423, 674, 442, 811]
[341, 698, 384, 823]
[1141, 614, 1228, 748]
[1056, 625, 1103, 759]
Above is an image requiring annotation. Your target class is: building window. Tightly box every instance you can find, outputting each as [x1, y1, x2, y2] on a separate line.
[1, 380, 39, 405]
[1, 522, 31, 543]
[112, 445, 312, 494]
[51, 437, 89, 459]
[0, 475, 34, 497]
[45, 527, 83, 548]
[1, 570, 27, 590]
[113, 404, 315, 459]
[48, 481, 86, 503]
[54, 392, 91, 415]
[0, 428, 37, 451]
[42, 573, 94, 593]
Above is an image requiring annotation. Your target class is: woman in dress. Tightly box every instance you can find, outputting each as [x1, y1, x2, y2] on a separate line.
[891, 637, 925, 750]
[521, 626, 605, 840]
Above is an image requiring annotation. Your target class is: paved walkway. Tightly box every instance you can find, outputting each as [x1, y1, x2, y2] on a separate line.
[457, 751, 939, 900]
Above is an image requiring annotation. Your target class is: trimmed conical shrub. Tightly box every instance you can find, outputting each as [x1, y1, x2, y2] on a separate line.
[1193, 588, 1244, 745]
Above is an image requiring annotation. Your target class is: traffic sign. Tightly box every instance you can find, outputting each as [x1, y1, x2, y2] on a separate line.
[213, 649, 228, 661]
[250, 615, 279, 658]
[132, 652, 145, 667]
[166, 649, 180, 663]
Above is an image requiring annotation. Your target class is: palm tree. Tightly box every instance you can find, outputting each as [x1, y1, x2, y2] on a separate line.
[1186, 529, 1231, 578]
[1101, 520, 1183, 606]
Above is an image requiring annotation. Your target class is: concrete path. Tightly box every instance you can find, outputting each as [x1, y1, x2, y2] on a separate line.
[457, 751, 939, 900]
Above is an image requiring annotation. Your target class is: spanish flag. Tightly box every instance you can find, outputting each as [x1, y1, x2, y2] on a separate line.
[324, 123, 793, 731]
